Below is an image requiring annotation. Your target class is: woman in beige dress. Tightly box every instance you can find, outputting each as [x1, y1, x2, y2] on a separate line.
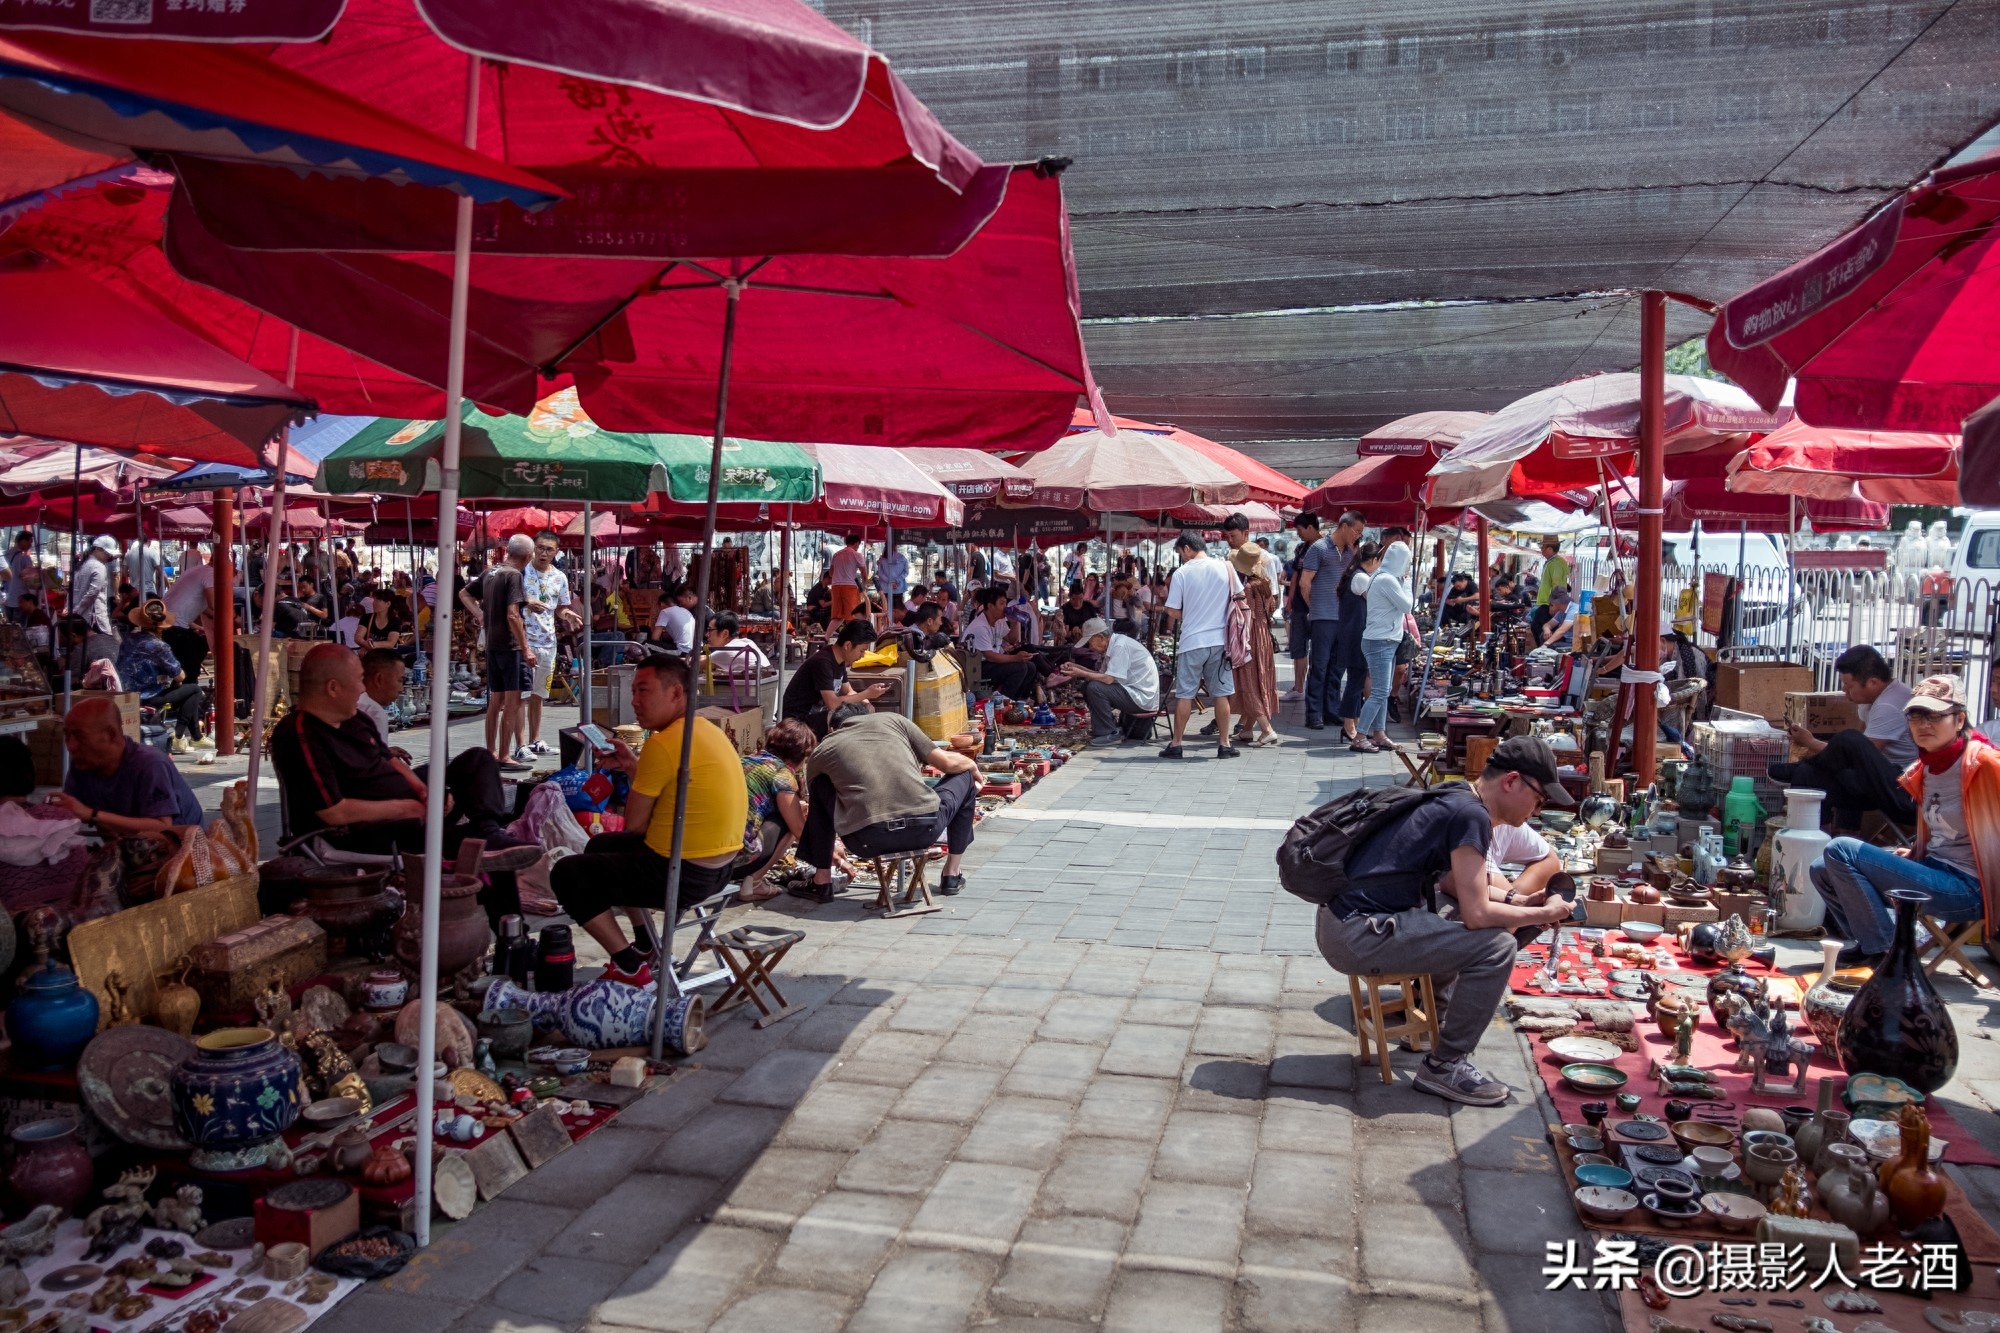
[1224, 518, 1281, 746]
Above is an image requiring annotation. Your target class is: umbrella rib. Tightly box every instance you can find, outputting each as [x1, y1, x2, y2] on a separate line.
[541, 261, 683, 375]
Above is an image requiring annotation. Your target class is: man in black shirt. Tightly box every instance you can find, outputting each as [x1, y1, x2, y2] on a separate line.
[482, 535, 534, 767]
[1057, 582, 1099, 644]
[1314, 737, 1575, 1106]
[270, 644, 429, 845]
[781, 619, 887, 737]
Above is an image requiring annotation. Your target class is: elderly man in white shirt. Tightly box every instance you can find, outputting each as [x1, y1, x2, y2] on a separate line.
[1057, 618, 1160, 745]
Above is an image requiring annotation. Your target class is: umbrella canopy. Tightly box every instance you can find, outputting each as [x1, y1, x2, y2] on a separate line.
[901, 447, 1035, 502]
[1065, 408, 1305, 506]
[241, 505, 359, 536]
[1356, 410, 1493, 458]
[1428, 372, 1791, 507]
[0, 31, 563, 207]
[1302, 455, 1435, 517]
[1708, 152, 2000, 433]
[636, 440, 962, 529]
[1962, 394, 2000, 506]
[1010, 427, 1248, 513]
[1613, 480, 1889, 534]
[1169, 501, 1285, 534]
[0, 258, 314, 464]
[0, 442, 175, 496]
[1724, 419, 1960, 506]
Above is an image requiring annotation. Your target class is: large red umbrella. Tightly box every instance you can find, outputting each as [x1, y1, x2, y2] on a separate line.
[636, 441, 964, 530]
[900, 448, 1036, 503]
[1428, 372, 1789, 507]
[1962, 395, 2000, 505]
[1707, 152, 2000, 433]
[1065, 408, 1304, 506]
[0, 442, 176, 496]
[1010, 426, 1247, 513]
[1724, 419, 1960, 505]
[1612, 480, 1888, 534]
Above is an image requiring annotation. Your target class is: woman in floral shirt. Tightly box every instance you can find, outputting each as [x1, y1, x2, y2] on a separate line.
[116, 600, 205, 745]
[737, 718, 816, 901]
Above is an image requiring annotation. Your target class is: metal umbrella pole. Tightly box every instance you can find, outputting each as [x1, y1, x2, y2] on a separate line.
[771, 503, 792, 727]
[414, 52, 480, 1249]
[580, 499, 592, 717]
[243, 328, 299, 817]
[651, 269, 748, 1062]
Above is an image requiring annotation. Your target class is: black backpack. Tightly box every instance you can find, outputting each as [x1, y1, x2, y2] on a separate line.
[1275, 784, 1452, 909]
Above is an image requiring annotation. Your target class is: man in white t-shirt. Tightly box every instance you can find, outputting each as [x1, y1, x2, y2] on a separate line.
[1057, 618, 1159, 744]
[1158, 532, 1240, 760]
[651, 583, 699, 655]
[1484, 822, 1565, 902]
[161, 548, 216, 681]
[1770, 644, 1918, 833]
[964, 586, 1041, 699]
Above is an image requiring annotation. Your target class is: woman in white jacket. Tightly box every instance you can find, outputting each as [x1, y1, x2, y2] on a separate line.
[1354, 539, 1412, 749]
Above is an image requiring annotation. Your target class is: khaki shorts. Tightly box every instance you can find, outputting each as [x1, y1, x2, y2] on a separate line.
[528, 649, 556, 699]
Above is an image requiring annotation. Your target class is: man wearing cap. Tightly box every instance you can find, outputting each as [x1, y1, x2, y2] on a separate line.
[1537, 587, 1578, 651]
[1314, 736, 1576, 1106]
[1055, 617, 1159, 745]
[1769, 645, 1917, 834]
[72, 535, 120, 666]
[1811, 675, 2000, 969]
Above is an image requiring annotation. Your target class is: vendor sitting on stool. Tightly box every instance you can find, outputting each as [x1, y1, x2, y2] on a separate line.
[1056, 617, 1159, 745]
[1810, 675, 2000, 969]
[52, 694, 203, 837]
[792, 703, 981, 903]
[117, 599, 205, 747]
[1769, 645, 1917, 834]
[779, 619, 887, 738]
[550, 653, 747, 988]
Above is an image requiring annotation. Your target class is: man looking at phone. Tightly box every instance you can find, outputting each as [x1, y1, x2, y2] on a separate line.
[780, 619, 887, 737]
[552, 654, 748, 987]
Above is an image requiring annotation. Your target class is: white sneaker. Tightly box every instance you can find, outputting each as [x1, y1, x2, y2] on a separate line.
[531, 741, 551, 755]
[1279, 688, 1304, 702]
[505, 747, 537, 768]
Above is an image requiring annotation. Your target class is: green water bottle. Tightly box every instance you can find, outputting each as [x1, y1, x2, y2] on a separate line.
[1721, 776, 1765, 858]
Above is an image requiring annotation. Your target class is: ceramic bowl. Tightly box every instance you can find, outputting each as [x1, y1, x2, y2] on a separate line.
[1700, 1192, 1767, 1233]
[1540, 811, 1577, 834]
[375, 1042, 418, 1074]
[302, 1096, 362, 1128]
[1566, 1134, 1604, 1154]
[1621, 922, 1665, 945]
[1688, 1145, 1735, 1177]
[1561, 1063, 1629, 1093]
[1642, 1191, 1701, 1228]
[526, 1046, 592, 1076]
[1741, 1130, 1795, 1155]
[1744, 1142, 1798, 1187]
[1548, 1036, 1624, 1066]
[1615, 1093, 1643, 1114]
[1650, 1172, 1699, 1203]
[1572, 1153, 1615, 1169]
[1669, 1120, 1734, 1152]
[1575, 1164, 1634, 1191]
[1574, 1186, 1639, 1223]
[1849, 1117, 1946, 1164]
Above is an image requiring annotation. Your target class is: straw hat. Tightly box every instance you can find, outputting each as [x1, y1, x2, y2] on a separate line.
[1229, 541, 1268, 579]
[128, 598, 173, 631]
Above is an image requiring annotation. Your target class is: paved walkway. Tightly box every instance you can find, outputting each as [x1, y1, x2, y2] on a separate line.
[272, 685, 2000, 1333]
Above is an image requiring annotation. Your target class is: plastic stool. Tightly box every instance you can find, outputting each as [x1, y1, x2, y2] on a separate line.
[1349, 972, 1442, 1085]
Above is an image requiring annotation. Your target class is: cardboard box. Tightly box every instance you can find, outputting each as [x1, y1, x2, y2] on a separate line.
[697, 706, 765, 757]
[1714, 662, 1813, 719]
[911, 655, 969, 742]
[1784, 690, 1860, 736]
[75, 688, 140, 739]
[589, 664, 635, 727]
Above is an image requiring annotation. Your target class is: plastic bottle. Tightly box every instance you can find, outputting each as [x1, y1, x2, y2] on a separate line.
[1721, 776, 1766, 858]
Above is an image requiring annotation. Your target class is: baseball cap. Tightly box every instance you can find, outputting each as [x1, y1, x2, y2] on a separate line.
[90, 535, 118, 554]
[1483, 735, 1576, 806]
[1076, 617, 1111, 641]
[1904, 675, 1966, 715]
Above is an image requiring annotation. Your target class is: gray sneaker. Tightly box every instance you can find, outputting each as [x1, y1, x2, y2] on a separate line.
[1411, 1055, 1510, 1106]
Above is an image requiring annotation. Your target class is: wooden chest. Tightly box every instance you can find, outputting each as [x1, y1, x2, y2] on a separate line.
[189, 913, 328, 1010]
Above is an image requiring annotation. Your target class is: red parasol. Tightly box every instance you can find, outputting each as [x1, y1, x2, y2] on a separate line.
[1707, 152, 2000, 433]
[1065, 408, 1304, 506]
[901, 448, 1036, 503]
[1612, 479, 1888, 534]
[1724, 419, 1959, 506]
[1357, 410, 1493, 457]
[1011, 425, 1248, 513]
[635, 441, 963, 529]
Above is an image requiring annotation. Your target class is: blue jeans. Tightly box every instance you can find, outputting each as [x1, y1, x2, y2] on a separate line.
[1357, 637, 1399, 736]
[1810, 836, 1983, 955]
[1336, 616, 1368, 724]
[1306, 618, 1342, 726]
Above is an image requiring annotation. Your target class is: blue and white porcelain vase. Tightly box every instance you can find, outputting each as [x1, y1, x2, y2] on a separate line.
[485, 977, 706, 1056]
[169, 1026, 306, 1171]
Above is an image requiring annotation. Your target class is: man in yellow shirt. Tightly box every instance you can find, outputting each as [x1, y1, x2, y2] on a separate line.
[550, 654, 748, 987]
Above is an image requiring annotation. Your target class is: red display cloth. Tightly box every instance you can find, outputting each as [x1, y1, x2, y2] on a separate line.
[1618, 1265, 2000, 1333]
[1522, 975, 2000, 1168]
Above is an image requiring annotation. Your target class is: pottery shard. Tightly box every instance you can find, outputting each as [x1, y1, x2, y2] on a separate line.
[295, 986, 351, 1038]
[394, 1002, 477, 1070]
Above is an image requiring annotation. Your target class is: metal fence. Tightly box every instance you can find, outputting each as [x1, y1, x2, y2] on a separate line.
[1654, 563, 2000, 724]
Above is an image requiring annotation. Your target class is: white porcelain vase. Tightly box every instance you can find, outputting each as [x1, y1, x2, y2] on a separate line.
[1773, 788, 1830, 933]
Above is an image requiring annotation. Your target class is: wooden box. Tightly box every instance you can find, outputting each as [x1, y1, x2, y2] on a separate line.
[1711, 892, 1763, 926]
[1661, 901, 1720, 929]
[848, 667, 906, 714]
[75, 688, 140, 740]
[911, 655, 969, 742]
[1583, 898, 1626, 928]
[255, 1183, 360, 1258]
[1714, 662, 1813, 719]
[1783, 691, 1860, 736]
[69, 872, 260, 1029]
[1623, 900, 1666, 926]
[188, 913, 328, 1010]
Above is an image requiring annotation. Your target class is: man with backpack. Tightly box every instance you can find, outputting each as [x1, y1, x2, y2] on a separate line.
[1283, 736, 1575, 1106]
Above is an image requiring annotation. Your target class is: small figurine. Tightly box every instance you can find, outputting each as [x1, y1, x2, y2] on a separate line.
[0, 1205, 62, 1264]
[1762, 1008, 1799, 1078]
[255, 979, 294, 1041]
[102, 970, 135, 1028]
[475, 1037, 497, 1078]
[1728, 999, 1772, 1072]
[1770, 1165, 1811, 1218]
[83, 1167, 156, 1262]
[150, 1184, 205, 1236]
[1672, 1009, 1695, 1065]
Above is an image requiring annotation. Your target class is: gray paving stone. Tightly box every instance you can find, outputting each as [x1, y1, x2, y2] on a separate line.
[894, 1061, 1007, 1122]
[1239, 1235, 1359, 1333]
[1452, 1102, 1560, 1173]
[884, 984, 982, 1033]
[384, 1201, 576, 1304]
[1358, 1202, 1476, 1288]
[770, 1190, 918, 1294]
[1126, 997, 1203, 1027]
[649, 1104, 789, 1178]
[836, 1118, 966, 1194]
[990, 1215, 1126, 1320]
[309, 1288, 459, 1333]
[1356, 1293, 1481, 1333]
[1247, 1149, 1358, 1244]
[1156, 1108, 1261, 1185]
[777, 1080, 901, 1153]
[612, 1068, 739, 1133]
[706, 1287, 855, 1333]
[908, 1160, 1041, 1245]
[976, 983, 1060, 1017]
[829, 1029, 946, 1086]
[488, 1255, 629, 1324]
[1101, 1023, 1195, 1078]
[1001, 1040, 1104, 1101]
[1180, 1054, 1272, 1112]
[718, 1048, 831, 1108]
[846, 1249, 999, 1333]
[937, 1012, 1041, 1067]
[502, 1125, 664, 1209]
[545, 1175, 721, 1266]
[1357, 1128, 1463, 1206]
[781, 1001, 893, 1054]
[1463, 1165, 1584, 1257]
[1074, 1072, 1178, 1141]
[718, 1146, 845, 1223]
[1128, 1179, 1247, 1267]
[1039, 994, 1128, 1044]
[1478, 1252, 1623, 1333]
[1036, 1136, 1156, 1223]
[958, 1096, 1074, 1169]
[1102, 1270, 1233, 1333]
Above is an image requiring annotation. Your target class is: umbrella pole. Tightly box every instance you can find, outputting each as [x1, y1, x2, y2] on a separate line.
[1785, 496, 1798, 658]
[1631, 290, 1666, 788]
[1733, 520, 1748, 648]
[1475, 517, 1491, 637]
[772, 504, 792, 728]
[581, 500, 592, 721]
[245, 329, 299, 819]
[134, 482, 146, 597]
[416, 53, 480, 1249]
[213, 491, 236, 756]
[652, 273, 744, 1061]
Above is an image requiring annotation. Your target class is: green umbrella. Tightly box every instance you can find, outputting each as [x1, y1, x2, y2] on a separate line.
[316, 390, 819, 504]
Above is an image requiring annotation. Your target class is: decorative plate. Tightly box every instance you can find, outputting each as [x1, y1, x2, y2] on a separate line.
[1607, 969, 1649, 985]
[1546, 1036, 1623, 1065]
[1610, 983, 1651, 1001]
[40, 1264, 103, 1292]
[1632, 1144, 1685, 1165]
[76, 1025, 195, 1151]
[1612, 1119, 1671, 1142]
[193, 1218, 257, 1250]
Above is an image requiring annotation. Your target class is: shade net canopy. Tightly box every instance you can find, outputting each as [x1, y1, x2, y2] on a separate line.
[832, 1, 2000, 468]
[1725, 419, 1960, 506]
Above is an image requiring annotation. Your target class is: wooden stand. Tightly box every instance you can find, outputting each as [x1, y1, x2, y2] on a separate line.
[1349, 973, 1441, 1085]
[867, 851, 940, 920]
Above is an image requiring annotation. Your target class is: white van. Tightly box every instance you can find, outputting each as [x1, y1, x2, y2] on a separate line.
[1950, 511, 2000, 591]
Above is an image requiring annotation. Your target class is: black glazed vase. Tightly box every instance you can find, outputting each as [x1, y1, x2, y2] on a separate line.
[1836, 889, 1959, 1092]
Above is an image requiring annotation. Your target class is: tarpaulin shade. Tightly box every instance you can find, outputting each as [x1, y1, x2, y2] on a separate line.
[0, 258, 312, 464]
[900, 447, 1035, 502]
[148, 459, 319, 493]
[1428, 372, 1790, 507]
[1613, 480, 1888, 534]
[1302, 455, 1435, 517]
[241, 505, 359, 536]
[0, 106, 125, 210]
[1010, 424, 1247, 513]
[1725, 419, 1960, 506]
[1356, 411, 1492, 458]
[0, 31, 565, 207]
[1709, 152, 2000, 434]
[1167, 500, 1284, 533]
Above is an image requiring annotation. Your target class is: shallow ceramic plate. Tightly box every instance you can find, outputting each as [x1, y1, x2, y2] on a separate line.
[1850, 1116, 1946, 1163]
[1566, 1134, 1605, 1153]
[1610, 983, 1652, 1001]
[1611, 1118, 1670, 1142]
[1606, 969, 1649, 985]
[1700, 1191, 1766, 1233]
[1561, 1063, 1630, 1092]
[1547, 1036, 1623, 1065]
[1632, 1145, 1687, 1166]
[1622, 922, 1665, 944]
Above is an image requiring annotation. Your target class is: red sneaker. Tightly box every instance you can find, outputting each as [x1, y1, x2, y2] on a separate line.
[599, 960, 654, 988]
